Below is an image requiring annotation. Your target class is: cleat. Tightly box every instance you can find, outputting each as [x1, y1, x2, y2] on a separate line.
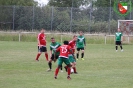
[121, 49, 123, 52]
[36, 59, 39, 61]
[61, 70, 63, 72]
[81, 58, 84, 60]
[54, 76, 57, 79]
[67, 76, 71, 80]
[71, 72, 73, 74]
[74, 72, 78, 74]
[64, 66, 67, 72]
[47, 69, 51, 72]
[116, 50, 118, 52]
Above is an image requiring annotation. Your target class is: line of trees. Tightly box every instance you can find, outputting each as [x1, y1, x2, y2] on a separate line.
[0, 0, 132, 33]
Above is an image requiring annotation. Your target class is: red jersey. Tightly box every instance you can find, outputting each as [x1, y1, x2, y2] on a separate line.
[56, 45, 71, 58]
[37, 33, 46, 46]
[69, 40, 76, 54]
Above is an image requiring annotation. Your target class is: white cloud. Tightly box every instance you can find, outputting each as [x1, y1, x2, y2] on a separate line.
[34, 0, 48, 6]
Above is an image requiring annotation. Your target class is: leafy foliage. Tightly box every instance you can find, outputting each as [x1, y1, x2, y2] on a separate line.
[48, 0, 90, 7]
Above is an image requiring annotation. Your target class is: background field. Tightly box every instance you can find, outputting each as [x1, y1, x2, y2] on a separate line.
[0, 41, 133, 88]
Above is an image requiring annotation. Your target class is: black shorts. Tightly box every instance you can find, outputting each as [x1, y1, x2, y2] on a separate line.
[38, 46, 47, 52]
[115, 41, 122, 45]
[50, 54, 59, 60]
[77, 47, 84, 51]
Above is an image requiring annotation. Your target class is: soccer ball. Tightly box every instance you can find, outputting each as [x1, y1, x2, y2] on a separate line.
[71, 68, 74, 73]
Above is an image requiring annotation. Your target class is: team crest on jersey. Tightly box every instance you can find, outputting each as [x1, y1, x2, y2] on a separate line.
[113, 0, 132, 16]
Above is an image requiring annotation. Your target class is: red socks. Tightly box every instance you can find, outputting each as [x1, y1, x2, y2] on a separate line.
[45, 53, 48, 61]
[36, 53, 41, 60]
[73, 67, 77, 73]
[67, 67, 71, 75]
[55, 68, 59, 76]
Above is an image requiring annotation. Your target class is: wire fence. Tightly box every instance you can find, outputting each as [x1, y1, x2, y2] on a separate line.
[0, 5, 133, 34]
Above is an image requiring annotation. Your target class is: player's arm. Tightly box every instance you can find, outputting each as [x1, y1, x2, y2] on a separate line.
[84, 37, 86, 46]
[37, 35, 41, 48]
[84, 37, 86, 49]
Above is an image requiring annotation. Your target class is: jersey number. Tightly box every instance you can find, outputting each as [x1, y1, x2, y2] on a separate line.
[61, 47, 67, 53]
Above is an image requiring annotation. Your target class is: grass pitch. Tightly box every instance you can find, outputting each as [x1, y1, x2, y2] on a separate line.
[0, 41, 133, 88]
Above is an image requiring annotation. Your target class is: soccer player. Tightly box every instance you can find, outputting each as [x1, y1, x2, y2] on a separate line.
[64, 35, 78, 74]
[76, 31, 86, 60]
[54, 41, 72, 80]
[35, 29, 48, 61]
[115, 28, 123, 52]
[47, 37, 63, 72]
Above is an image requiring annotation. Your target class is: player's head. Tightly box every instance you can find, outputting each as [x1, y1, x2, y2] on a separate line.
[63, 41, 69, 45]
[41, 28, 45, 33]
[79, 31, 83, 36]
[118, 28, 121, 32]
[51, 37, 55, 43]
[73, 35, 77, 41]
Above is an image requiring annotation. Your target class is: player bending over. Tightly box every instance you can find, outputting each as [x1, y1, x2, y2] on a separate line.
[47, 37, 63, 72]
[115, 28, 123, 52]
[64, 35, 78, 74]
[35, 29, 48, 61]
[76, 31, 86, 60]
[54, 41, 72, 80]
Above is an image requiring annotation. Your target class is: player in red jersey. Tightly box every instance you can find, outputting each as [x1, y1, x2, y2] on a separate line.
[64, 35, 78, 74]
[35, 29, 48, 61]
[54, 41, 72, 80]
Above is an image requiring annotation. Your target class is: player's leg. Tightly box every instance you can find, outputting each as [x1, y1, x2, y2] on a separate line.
[115, 41, 118, 52]
[64, 58, 71, 79]
[68, 55, 77, 74]
[41, 46, 48, 61]
[72, 62, 77, 74]
[47, 54, 54, 71]
[35, 46, 42, 61]
[76, 48, 80, 60]
[56, 55, 63, 72]
[60, 64, 63, 72]
[119, 41, 123, 51]
[81, 47, 85, 60]
[45, 52, 49, 61]
[54, 57, 63, 79]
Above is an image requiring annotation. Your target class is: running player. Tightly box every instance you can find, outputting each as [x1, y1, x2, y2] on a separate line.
[64, 35, 78, 74]
[47, 37, 63, 72]
[115, 28, 123, 52]
[54, 41, 72, 80]
[35, 29, 48, 61]
[76, 31, 86, 60]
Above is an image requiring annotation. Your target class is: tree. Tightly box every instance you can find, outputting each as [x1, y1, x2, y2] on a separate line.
[48, 0, 90, 7]
[93, 0, 114, 7]
[0, 0, 38, 30]
[0, 0, 38, 6]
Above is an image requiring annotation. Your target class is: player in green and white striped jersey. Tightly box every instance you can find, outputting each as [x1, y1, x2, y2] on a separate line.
[115, 28, 123, 52]
[76, 31, 86, 60]
[47, 37, 63, 72]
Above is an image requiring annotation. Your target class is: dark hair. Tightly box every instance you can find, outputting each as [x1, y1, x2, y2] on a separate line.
[51, 37, 55, 39]
[63, 41, 69, 45]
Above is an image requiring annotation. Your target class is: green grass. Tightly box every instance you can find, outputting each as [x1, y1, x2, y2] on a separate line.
[0, 41, 133, 88]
